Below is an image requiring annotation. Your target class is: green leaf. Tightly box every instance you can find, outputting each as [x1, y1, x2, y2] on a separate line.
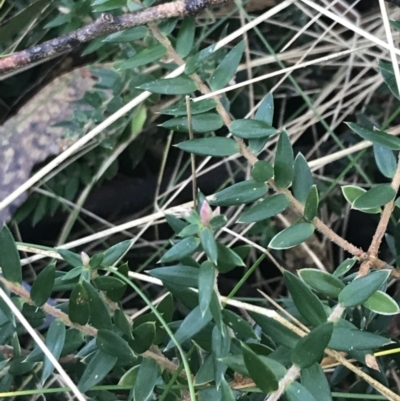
[238, 194, 289, 223]
[68, 282, 90, 325]
[162, 98, 217, 115]
[230, 119, 277, 139]
[114, 309, 132, 338]
[185, 43, 216, 75]
[341, 185, 381, 214]
[176, 137, 239, 157]
[338, 270, 390, 307]
[176, 17, 195, 58]
[250, 312, 300, 349]
[347, 122, 400, 150]
[82, 281, 112, 330]
[161, 113, 223, 133]
[93, 275, 125, 292]
[373, 144, 397, 178]
[149, 265, 199, 287]
[133, 358, 160, 401]
[220, 377, 235, 401]
[304, 185, 319, 221]
[284, 270, 327, 327]
[216, 242, 245, 273]
[352, 184, 396, 209]
[198, 261, 215, 316]
[299, 269, 345, 298]
[119, 365, 140, 386]
[30, 262, 55, 306]
[291, 323, 333, 369]
[0, 225, 22, 283]
[160, 237, 199, 263]
[301, 363, 332, 401]
[274, 130, 294, 188]
[292, 153, 314, 204]
[209, 41, 244, 91]
[285, 381, 317, 401]
[268, 223, 315, 250]
[165, 214, 188, 233]
[103, 26, 147, 42]
[210, 180, 268, 206]
[102, 240, 131, 266]
[166, 305, 212, 349]
[116, 44, 167, 70]
[212, 325, 230, 387]
[130, 322, 156, 353]
[249, 92, 275, 153]
[363, 290, 400, 315]
[333, 258, 356, 277]
[137, 75, 197, 94]
[58, 249, 82, 268]
[196, 354, 215, 385]
[42, 320, 66, 383]
[251, 160, 274, 182]
[78, 350, 117, 392]
[97, 329, 136, 359]
[328, 322, 392, 351]
[379, 59, 400, 99]
[200, 228, 218, 265]
[223, 310, 258, 340]
[241, 343, 278, 394]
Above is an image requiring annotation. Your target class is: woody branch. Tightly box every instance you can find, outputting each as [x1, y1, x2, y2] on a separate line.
[0, 0, 227, 79]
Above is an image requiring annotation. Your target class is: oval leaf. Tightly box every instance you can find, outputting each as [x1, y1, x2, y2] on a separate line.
[97, 329, 135, 359]
[161, 113, 223, 133]
[137, 75, 197, 95]
[291, 322, 333, 369]
[239, 194, 289, 223]
[373, 144, 397, 178]
[249, 92, 275, 153]
[69, 282, 90, 325]
[252, 160, 274, 182]
[0, 225, 22, 283]
[116, 44, 167, 70]
[352, 184, 396, 209]
[31, 262, 55, 307]
[160, 237, 199, 263]
[230, 119, 277, 139]
[304, 185, 319, 221]
[149, 265, 199, 287]
[274, 130, 294, 188]
[292, 153, 314, 204]
[78, 350, 117, 392]
[339, 270, 390, 307]
[347, 122, 400, 150]
[210, 180, 268, 206]
[176, 137, 239, 157]
[198, 261, 215, 316]
[268, 223, 315, 250]
[299, 269, 345, 298]
[133, 358, 159, 401]
[210, 41, 244, 91]
[200, 228, 218, 265]
[284, 270, 327, 327]
[363, 290, 400, 315]
[241, 343, 278, 394]
[42, 320, 66, 383]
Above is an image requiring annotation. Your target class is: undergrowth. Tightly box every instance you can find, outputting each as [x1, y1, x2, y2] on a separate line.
[1, 0, 400, 400]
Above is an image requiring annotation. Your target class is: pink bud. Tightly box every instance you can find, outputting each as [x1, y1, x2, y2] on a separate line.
[200, 200, 213, 226]
[213, 206, 221, 217]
